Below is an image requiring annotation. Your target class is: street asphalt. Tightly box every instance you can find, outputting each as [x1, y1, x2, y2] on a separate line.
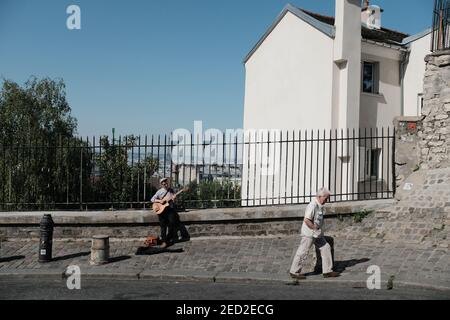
[1, 278, 448, 300]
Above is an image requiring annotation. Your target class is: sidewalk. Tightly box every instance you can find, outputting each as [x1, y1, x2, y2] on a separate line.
[0, 236, 449, 292]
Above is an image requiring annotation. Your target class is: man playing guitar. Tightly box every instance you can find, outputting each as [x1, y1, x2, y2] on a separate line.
[151, 178, 189, 248]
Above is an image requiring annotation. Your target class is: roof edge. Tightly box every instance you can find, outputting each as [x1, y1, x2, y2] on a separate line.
[243, 4, 335, 64]
[286, 4, 336, 38]
[401, 28, 432, 46]
[362, 38, 409, 52]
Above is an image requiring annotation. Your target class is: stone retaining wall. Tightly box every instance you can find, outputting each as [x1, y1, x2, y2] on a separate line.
[419, 50, 450, 169]
[394, 116, 422, 188]
[333, 168, 450, 248]
[0, 200, 393, 240]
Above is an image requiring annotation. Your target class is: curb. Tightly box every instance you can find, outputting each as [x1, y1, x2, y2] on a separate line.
[0, 269, 65, 280]
[1, 269, 449, 293]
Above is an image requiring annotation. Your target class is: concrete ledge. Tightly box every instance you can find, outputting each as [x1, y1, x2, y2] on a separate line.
[0, 199, 395, 225]
[394, 116, 422, 123]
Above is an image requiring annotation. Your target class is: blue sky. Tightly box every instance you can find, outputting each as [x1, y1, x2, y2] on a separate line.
[0, 0, 434, 137]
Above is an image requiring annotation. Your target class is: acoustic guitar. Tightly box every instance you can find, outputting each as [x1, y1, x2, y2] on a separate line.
[152, 187, 188, 214]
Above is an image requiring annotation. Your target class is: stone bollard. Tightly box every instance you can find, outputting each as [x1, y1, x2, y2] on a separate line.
[90, 235, 110, 265]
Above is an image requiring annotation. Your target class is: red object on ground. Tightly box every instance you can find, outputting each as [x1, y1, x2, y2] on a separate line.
[144, 236, 158, 247]
[407, 122, 417, 130]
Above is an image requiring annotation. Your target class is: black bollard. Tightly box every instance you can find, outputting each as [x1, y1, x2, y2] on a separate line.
[39, 214, 54, 263]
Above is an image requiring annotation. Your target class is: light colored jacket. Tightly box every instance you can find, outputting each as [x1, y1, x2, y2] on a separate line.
[301, 198, 325, 238]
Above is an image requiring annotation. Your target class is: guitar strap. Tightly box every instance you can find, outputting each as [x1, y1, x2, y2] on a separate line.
[160, 189, 170, 200]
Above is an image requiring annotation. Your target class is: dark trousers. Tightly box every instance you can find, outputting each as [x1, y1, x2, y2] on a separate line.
[158, 208, 189, 243]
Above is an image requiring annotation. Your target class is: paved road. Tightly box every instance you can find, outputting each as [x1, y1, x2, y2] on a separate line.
[0, 278, 448, 300]
[1, 236, 449, 291]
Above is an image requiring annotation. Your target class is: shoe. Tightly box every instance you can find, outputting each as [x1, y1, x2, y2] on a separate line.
[323, 271, 340, 278]
[160, 242, 168, 249]
[289, 272, 306, 280]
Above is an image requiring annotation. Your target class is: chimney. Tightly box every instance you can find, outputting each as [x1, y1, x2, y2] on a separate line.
[363, 0, 370, 10]
[361, 1, 382, 30]
[334, 0, 362, 63]
[332, 0, 361, 130]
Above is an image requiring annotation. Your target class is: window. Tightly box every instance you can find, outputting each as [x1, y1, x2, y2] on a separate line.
[362, 61, 379, 94]
[366, 149, 381, 178]
[417, 93, 424, 115]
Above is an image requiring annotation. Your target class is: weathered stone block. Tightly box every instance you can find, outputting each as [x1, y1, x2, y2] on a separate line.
[428, 140, 445, 147]
[435, 114, 449, 120]
[430, 147, 446, 153]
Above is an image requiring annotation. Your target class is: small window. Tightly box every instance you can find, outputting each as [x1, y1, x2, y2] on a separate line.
[362, 61, 379, 94]
[370, 149, 380, 178]
[366, 149, 381, 178]
[417, 93, 424, 115]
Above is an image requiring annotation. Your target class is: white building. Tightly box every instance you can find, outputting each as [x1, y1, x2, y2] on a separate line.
[241, 0, 432, 205]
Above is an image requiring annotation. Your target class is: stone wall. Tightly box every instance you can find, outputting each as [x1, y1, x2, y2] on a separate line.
[333, 168, 450, 248]
[0, 218, 354, 241]
[393, 116, 422, 190]
[418, 50, 450, 169]
[0, 200, 393, 241]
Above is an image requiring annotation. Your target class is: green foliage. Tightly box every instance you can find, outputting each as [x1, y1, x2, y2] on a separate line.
[0, 77, 89, 210]
[91, 135, 158, 207]
[182, 180, 241, 208]
[0, 77, 77, 144]
[352, 209, 372, 223]
[387, 275, 395, 290]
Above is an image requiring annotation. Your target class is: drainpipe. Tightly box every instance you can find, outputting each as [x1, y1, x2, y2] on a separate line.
[400, 49, 410, 116]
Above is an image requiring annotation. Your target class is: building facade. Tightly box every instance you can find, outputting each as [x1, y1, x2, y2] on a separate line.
[241, 1, 432, 205]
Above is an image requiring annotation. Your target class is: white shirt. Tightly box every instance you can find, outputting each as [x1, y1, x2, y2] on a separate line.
[301, 198, 325, 238]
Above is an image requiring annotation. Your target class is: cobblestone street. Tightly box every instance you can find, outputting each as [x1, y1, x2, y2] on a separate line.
[1, 235, 449, 291]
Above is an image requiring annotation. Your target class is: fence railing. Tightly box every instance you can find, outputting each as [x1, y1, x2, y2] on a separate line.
[240, 128, 395, 206]
[0, 133, 244, 211]
[0, 128, 395, 211]
[431, 0, 450, 52]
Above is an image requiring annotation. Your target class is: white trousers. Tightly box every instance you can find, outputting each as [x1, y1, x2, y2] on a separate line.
[289, 236, 333, 274]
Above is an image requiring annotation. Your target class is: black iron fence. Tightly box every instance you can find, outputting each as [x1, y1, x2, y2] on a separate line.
[0, 128, 395, 211]
[240, 128, 395, 206]
[0, 133, 243, 211]
[431, 0, 450, 52]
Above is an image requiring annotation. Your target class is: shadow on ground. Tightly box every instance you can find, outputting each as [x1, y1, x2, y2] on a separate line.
[305, 236, 371, 275]
[333, 258, 371, 273]
[135, 246, 184, 255]
[52, 251, 90, 262]
[306, 258, 371, 276]
[0, 255, 25, 263]
[109, 255, 132, 263]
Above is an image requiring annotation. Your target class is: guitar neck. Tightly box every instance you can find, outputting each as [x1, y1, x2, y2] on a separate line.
[175, 189, 186, 197]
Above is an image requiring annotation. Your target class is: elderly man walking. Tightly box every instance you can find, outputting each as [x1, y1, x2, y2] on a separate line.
[289, 188, 340, 280]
